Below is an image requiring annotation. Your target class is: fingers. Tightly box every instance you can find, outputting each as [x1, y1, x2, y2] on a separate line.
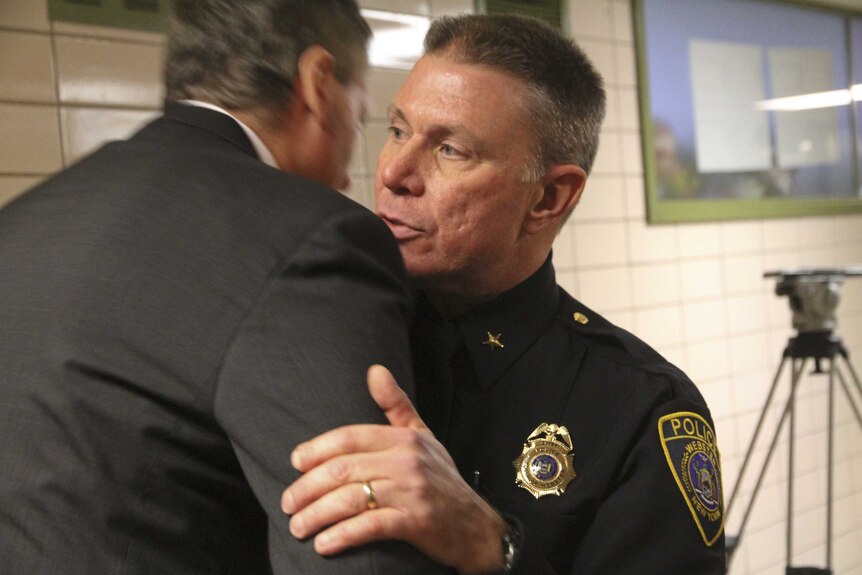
[295, 470, 509, 575]
[366, 364, 427, 430]
[283, 445, 415, 514]
[313, 507, 406, 556]
[291, 423, 411, 472]
[290, 365, 429, 474]
[289, 478, 399, 541]
[281, 366, 440, 557]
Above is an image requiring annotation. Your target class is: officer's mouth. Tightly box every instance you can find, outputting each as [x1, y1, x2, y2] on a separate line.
[378, 214, 424, 241]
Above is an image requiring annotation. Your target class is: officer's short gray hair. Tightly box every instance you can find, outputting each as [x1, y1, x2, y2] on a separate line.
[424, 14, 606, 181]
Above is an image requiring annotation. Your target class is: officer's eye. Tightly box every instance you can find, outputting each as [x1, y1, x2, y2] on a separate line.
[440, 143, 463, 158]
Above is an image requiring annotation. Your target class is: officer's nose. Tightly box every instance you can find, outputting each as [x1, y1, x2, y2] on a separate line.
[378, 140, 424, 197]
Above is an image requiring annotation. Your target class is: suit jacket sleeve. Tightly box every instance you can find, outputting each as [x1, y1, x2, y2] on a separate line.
[214, 207, 446, 574]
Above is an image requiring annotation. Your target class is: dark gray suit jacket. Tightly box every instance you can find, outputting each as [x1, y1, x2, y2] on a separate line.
[0, 103, 444, 574]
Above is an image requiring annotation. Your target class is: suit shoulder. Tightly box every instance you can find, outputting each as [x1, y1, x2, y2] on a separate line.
[121, 132, 385, 254]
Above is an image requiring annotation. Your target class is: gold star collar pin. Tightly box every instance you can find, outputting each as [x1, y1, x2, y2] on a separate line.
[482, 331, 505, 350]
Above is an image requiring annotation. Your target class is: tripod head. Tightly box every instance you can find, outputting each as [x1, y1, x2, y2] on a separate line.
[765, 267, 862, 334]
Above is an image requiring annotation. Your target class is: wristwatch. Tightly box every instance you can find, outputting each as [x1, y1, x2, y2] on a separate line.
[500, 517, 521, 573]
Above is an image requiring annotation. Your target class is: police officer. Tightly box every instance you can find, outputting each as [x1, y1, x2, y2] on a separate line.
[281, 14, 725, 574]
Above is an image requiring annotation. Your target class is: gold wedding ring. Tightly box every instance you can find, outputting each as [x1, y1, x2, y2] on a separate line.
[361, 480, 378, 510]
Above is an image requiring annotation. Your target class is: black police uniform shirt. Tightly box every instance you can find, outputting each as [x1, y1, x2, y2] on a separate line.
[411, 256, 726, 575]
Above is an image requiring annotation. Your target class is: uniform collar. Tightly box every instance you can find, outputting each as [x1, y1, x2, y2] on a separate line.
[447, 255, 559, 388]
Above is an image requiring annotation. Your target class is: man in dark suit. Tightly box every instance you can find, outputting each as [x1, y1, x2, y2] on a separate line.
[281, 14, 726, 574]
[0, 1, 445, 573]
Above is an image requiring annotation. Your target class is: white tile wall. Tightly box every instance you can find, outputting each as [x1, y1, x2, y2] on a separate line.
[553, 223, 576, 269]
[630, 261, 682, 306]
[623, 174, 646, 218]
[577, 265, 633, 311]
[617, 86, 640, 130]
[682, 298, 728, 341]
[678, 222, 723, 259]
[429, 0, 475, 16]
[54, 37, 165, 107]
[0, 0, 50, 31]
[366, 68, 410, 121]
[0, 2, 860, 574]
[722, 220, 765, 254]
[363, 122, 390, 176]
[627, 219, 677, 263]
[568, 0, 614, 41]
[0, 104, 63, 173]
[60, 107, 160, 165]
[0, 31, 55, 103]
[51, 21, 165, 43]
[602, 87, 621, 130]
[573, 220, 628, 267]
[633, 304, 683, 347]
[724, 254, 769, 296]
[590, 129, 622, 175]
[726, 294, 769, 335]
[361, 0, 430, 16]
[574, 174, 626, 220]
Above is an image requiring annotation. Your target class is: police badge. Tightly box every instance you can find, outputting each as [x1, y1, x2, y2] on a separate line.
[513, 423, 576, 499]
[658, 412, 724, 547]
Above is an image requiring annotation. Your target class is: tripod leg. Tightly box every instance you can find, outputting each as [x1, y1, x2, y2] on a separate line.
[788, 359, 800, 567]
[827, 358, 835, 570]
[728, 354, 791, 515]
[826, 354, 862, 572]
[836, 355, 862, 429]
[840, 348, 862, 391]
[728, 357, 807, 567]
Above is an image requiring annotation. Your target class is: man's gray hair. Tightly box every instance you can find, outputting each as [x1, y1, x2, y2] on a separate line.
[424, 14, 606, 180]
[164, 0, 371, 120]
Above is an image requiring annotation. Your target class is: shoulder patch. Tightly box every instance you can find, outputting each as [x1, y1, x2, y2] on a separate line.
[658, 412, 724, 546]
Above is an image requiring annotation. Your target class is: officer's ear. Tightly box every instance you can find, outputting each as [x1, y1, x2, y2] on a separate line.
[293, 45, 338, 128]
[523, 164, 586, 235]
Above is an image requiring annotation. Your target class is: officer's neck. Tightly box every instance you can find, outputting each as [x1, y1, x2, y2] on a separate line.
[422, 290, 493, 320]
[421, 257, 548, 320]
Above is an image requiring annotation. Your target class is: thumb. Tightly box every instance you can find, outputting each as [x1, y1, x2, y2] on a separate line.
[367, 364, 427, 430]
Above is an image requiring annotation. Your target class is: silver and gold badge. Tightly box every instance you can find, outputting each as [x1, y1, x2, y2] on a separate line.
[513, 423, 576, 499]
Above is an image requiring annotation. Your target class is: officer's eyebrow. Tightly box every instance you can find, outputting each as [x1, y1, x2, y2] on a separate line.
[386, 104, 482, 150]
[387, 105, 407, 124]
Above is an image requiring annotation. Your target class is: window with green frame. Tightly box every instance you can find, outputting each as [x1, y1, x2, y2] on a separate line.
[48, 0, 172, 33]
[636, 0, 862, 223]
[477, 0, 564, 31]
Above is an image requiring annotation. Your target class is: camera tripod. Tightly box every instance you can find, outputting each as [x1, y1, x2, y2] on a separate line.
[726, 269, 862, 575]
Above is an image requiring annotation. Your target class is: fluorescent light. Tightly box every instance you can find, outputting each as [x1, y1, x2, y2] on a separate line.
[754, 84, 862, 111]
[360, 9, 430, 28]
[360, 9, 430, 70]
[756, 89, 851, 111]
